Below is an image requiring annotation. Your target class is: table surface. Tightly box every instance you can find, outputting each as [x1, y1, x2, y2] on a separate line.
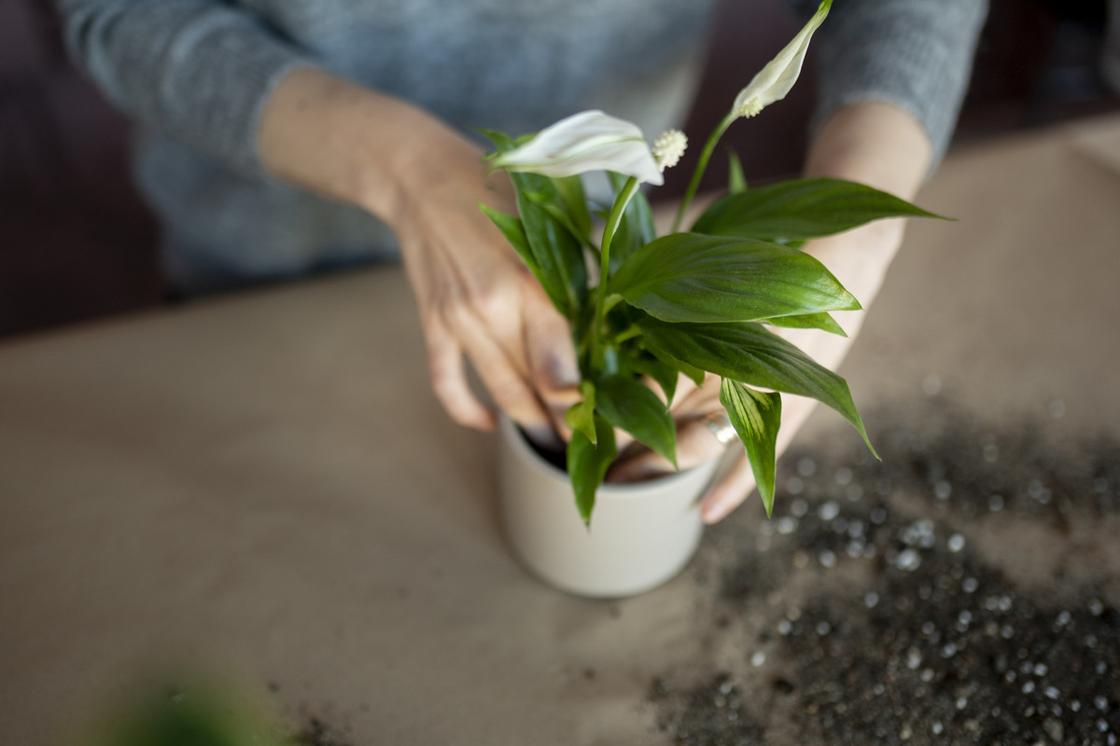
[2, 116, 1119, 746]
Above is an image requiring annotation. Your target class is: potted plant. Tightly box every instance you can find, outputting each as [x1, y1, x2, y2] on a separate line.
[481, 0, 941, 597]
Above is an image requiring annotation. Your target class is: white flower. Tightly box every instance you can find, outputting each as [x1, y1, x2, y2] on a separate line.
[652, 130, 687, 171]
[492, 110, 664, 185]
[732, 0, 831, 120]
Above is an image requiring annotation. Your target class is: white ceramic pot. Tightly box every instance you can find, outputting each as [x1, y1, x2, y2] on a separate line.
[498, 417, 719, 598]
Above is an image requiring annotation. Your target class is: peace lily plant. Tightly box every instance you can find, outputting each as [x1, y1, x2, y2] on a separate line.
[482, 0, 941, 524]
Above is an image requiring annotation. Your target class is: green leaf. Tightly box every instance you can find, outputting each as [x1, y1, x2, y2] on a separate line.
[692, 177, 947, 242]
[728, 152, 747, 195]
[510, 172, 589, 320]
[479, 128, 534, 155]
[595, 375, 677, 467]
[567, 414, 617, 525]
[766, 311, 847, 337]
[637, 317, 876, 457]
[532, 199, 596, 250]
[479, 128, 516, 153]
[481, 130, 589, 320]
[553, 176, 592, 242]
[564, 382, 598, 445]
[719, 379, 782, 517]
[607, 172, 657, 270]
[643, 341, 706, 387]
[611, 233, 860, 324]
[480, 204, 537, 274]
[625, 352, 679, 404]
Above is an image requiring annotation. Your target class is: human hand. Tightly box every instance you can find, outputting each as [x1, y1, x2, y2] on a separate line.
[259, 68, 581, 441]
[391, 128, 580, 442]
[606, 98, 935, 521]
[608, 223, 902, 522]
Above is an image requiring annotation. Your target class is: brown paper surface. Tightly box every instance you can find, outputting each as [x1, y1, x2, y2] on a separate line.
[2, 116, 1118, 745]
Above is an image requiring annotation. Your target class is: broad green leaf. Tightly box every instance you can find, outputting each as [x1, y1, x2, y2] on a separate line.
[483, 130, 589, 319]
[728, 152, 747, 195]
[607, 172, 657, 270]
[643, 341, 706, 387]
[691, 177, 945, 242]
[564, 382, 598, 445]
[532, 199, 595, 250]
[567, 414, 617, 525]
[719, 379, 782, 516]
[595, 375, 677, 466]
[611, 233, 859, 324]
[625, 352, 679, 404]
[767, 311, 847, 337]
[637, 317, 876, 457]
[480, 204, 537, 274]
[511, 172, 589, 320]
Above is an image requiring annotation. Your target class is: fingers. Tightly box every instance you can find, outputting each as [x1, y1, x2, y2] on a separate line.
[667, 374, 701, 411]
[699, 454, 757, 524]
[611, 374, 724, 481]
[609, 417, 727, 482]
[449, 305, 554, 440]
[521, 282, 581, 436]
[424, 319, 496, 431]
[523, 283, 579, 393]
[670, 373, 718, 414]
[610, 409, 762, 523]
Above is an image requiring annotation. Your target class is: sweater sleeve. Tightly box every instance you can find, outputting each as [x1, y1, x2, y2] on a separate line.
[793, 0, 988, 168]
[54, 0, 312, 177]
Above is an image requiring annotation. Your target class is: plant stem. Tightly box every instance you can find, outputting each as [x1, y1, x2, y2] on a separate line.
[589, 176, 640, 371]
[613, 325, 641, 345]
[671, 112, 735, 233]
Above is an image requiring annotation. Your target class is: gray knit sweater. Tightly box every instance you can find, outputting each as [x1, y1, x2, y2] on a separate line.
[56, 0, 986, 291]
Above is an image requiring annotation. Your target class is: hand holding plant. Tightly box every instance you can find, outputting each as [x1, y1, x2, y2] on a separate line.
[481, 0, 944, 524]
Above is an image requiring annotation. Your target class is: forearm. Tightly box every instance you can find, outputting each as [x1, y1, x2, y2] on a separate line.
[774, 101, 932, 445]
[801, 101, 930, 330]
[258, 67, 479, 220]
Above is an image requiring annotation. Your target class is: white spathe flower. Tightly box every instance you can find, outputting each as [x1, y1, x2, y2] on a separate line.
[492, 110, 665, 185]
[732, 0, 831, 119]
[652, 130, 687, 171]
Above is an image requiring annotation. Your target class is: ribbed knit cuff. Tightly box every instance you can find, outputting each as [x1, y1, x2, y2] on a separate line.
[806, 0, 987, 170]
[61, 2, 316, 180]
[154, 17, 313, 179]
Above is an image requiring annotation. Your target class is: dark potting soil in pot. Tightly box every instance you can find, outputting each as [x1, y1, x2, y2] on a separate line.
[520, 425, 569, 472]
[649, 400, 1120, 746]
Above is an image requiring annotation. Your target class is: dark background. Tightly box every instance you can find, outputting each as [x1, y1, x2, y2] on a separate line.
[2, 0, 1117, 339]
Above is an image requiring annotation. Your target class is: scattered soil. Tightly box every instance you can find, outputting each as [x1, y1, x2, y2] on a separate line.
[649, 673, 765, 746]
[650, 402, 1120, 746]
[293, 717, 353, 746]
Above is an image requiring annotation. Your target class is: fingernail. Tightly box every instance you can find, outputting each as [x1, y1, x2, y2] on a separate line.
[544, 355, 580, 390]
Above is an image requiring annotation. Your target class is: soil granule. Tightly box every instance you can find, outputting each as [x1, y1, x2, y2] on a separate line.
[650, 402, 1120, 746]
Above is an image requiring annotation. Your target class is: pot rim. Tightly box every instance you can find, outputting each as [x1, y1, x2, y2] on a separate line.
[499, 415, 716, 498]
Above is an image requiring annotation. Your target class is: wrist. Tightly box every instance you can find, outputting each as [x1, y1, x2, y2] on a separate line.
[383, 123, 490, 214]
[259, 67, 466, 221]
[800, 101, 930, 286]
[805, 101, 932, 200]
